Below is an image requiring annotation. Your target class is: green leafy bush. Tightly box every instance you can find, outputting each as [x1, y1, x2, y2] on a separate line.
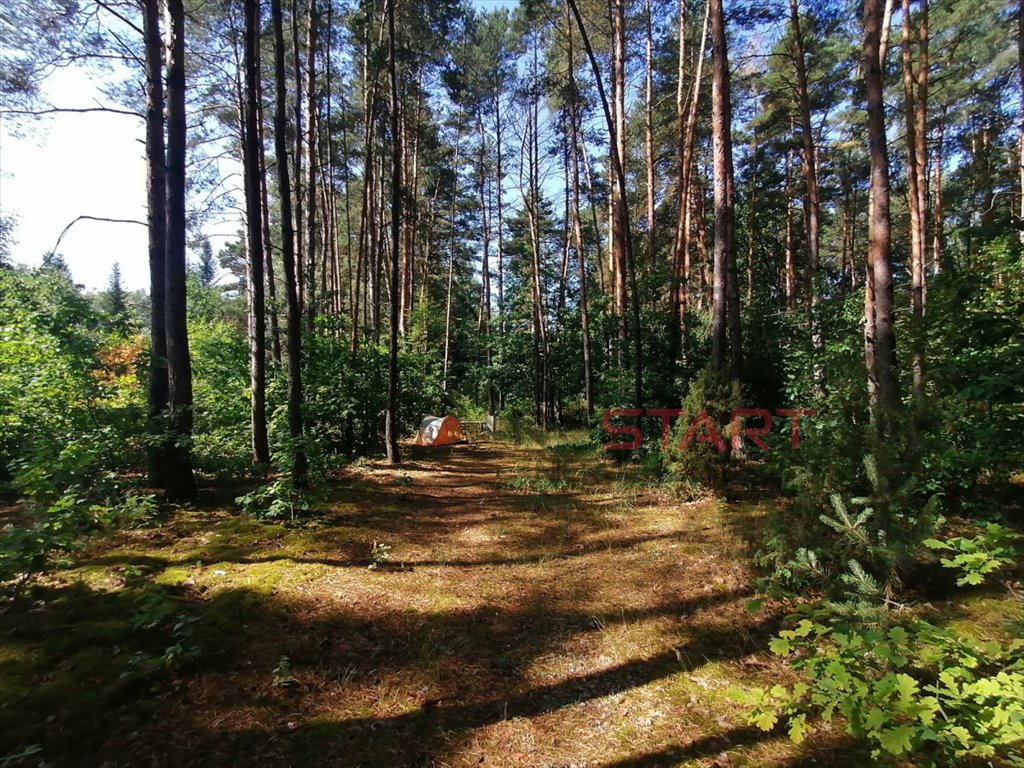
[235, 478, 315, 521]
[735, 616, 1024, 765]
[924, 523, 1020, 586]
[759, 449, 943, 599]
[368, 541, 392, 571]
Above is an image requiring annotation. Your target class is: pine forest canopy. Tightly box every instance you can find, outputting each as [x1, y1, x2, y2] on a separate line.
[0, 0, 1021, 494]
[1, 1, 1023, 764]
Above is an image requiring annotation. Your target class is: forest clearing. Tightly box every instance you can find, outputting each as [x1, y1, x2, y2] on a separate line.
[0, 435, 1018, 767]
[0, 433, 999, 768]
[1, 0, 1023, 764]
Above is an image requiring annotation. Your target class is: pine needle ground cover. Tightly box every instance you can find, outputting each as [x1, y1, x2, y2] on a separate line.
[0, 438, 862, 767]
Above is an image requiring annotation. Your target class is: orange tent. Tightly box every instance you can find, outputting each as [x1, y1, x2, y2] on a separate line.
[414, 415, 467, 446]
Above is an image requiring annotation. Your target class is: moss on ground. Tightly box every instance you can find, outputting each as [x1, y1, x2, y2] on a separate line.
[0, 439, 1015, 767]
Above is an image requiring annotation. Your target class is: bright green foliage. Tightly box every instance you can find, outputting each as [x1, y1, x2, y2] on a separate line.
[0, 492, 159, 593]
[188, 312, 250, 476]
[301, 322, 445, 459]
[0, 264, 142, 481]
[235, 479, 314, 521]
[922, 238, 1024, 510]
[924, 524, 1021, 586]
[736, 616, 1024, 765]
[272, 655, 299, 688]
[0, 264, 151, 590]
[368, 541, 392, 571]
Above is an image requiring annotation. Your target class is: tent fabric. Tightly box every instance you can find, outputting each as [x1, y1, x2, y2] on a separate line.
[414, 415, 467, 446]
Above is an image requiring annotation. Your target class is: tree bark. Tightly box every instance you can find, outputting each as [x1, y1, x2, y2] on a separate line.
[567, 0, 642, 412]
[477, 109, 497, 416]
[610, 0, 628, 353]
[784, 145, 796, 310]
[384, 0, 401, 464]
[143, 0, 169, 489]
[494, 85, 505, 338]
[864, 0, 899, 424]
[163, 0, 197, 499]
[790, 0, 822, 389]
[442, 127, 462, 395]
[669, 0, 709, 374]
[258, 99, 282, 364]
[932, 111, 945, 273]
[243, 0, 270, 465]
[1019, 0, 1024, 242]
[305, 0, 319, 334]
[271, 0, 309, 485]
[902, 0, 928, 398]
[566, 2, 594, 418]
[291, 0, 305, 316]
[644, 0, 656, 268]
[709, 0, 738, 377]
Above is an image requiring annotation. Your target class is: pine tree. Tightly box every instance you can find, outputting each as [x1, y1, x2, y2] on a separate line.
[105, 262, 128, 319]
[195, 237, 217, 287]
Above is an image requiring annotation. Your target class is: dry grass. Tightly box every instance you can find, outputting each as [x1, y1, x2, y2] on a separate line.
[0, 439, 862, 767]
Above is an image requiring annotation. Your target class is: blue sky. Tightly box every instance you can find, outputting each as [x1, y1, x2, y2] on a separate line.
[1, 66, 155, 291]
[0, 0, 518, 293]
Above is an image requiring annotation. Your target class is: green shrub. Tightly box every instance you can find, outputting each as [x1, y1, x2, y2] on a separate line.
[664, 368, 739, 488]
[924, 523, 1020, 586]
[367, 541, 392, 571]
[735, 615, 1024, 766]
[235, 478, 316, 521]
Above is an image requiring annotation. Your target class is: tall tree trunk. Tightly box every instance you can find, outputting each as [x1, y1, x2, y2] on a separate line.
[477, 110, 496, 416]
[709, 0, 738, 376]
[494, 87, 505, 337]
[244, 0, 270, 465]
[784, 146, 796, 310]
[790, 0, 822, 389]
[932, 111, 945, 273]
[568, 0, 642, 411]
[746, 135, 757, 303]
[291, 0, 305, 315]
[384, 0, 401, 464]
[670, 0, 709, 374]
[611, 0, 628, 354]
[271, 0, 308, 485]
[864, 0, 899, 425]
[143, 0, 169, 489]
[354, 71, 377, 353]
[305, 0, 319, 333]
[581, 143, 605, 294]
[163, 0, 196, 499]
[1018, 0, 1024, 241]
[694, 180, 709, 310]
[442, 127, 462, 395]
[523, 43, 550, 428]
[566, 2, 594, 418]
[902, 0, 928, 398]
[880, 0, 895, 64]
[399, 83, 420, 337]
[644, 0, 656, 268]
[253, 31, 280, 358]
[258, 107, 282, 364]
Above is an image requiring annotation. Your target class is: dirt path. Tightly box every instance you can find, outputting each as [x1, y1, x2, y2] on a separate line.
[1, 439, 850, 767]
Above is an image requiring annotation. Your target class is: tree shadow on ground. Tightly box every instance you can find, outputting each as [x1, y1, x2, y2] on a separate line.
[2, 440, 781, 767]
[1, 571, 765, 767]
